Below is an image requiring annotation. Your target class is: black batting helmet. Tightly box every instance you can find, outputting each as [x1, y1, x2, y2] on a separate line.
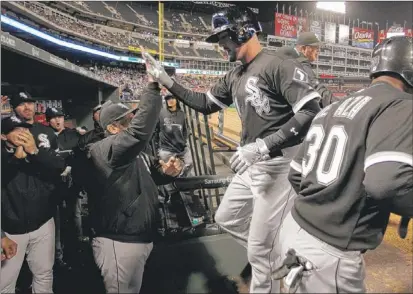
[370, 36, 413, 87]
[205, 7, 262, 45]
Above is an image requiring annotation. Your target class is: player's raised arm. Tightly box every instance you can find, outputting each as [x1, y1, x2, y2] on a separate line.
[363, 99, 413, 217]
[142, 48, 232, 115]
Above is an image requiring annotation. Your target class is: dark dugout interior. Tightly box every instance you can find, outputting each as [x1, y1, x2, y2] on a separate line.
[1, 46, 118, 129]
[2, 43, 248, 294]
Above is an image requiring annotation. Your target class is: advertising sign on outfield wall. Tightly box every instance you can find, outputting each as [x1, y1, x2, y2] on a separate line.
[310, 20, 322, 40]
[352, 27, 374, 49]
[378, 27, 412, 43]
[324, 22, 337, 43]
[338, 24, 350, 45]
[274, 13, 307, 39]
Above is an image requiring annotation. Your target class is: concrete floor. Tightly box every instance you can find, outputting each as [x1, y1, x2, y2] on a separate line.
[364, 214, 412, 293]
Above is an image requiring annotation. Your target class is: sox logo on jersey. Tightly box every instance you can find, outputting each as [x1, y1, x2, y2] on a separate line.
[245, 77, 270, 117]
[38, 134, 51, 148]
[164, 117, 183, 131]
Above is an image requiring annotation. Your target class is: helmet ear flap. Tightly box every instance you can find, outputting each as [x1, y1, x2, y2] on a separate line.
[234, 24, 258, 44]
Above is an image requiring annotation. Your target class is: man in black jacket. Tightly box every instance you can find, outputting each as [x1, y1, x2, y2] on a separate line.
[277, 32, 337, 107]
[87, 78, 183, 293]
[156, 94, 193, 177]
[45, 107, 83, 269]
[1, 94, 66, 293]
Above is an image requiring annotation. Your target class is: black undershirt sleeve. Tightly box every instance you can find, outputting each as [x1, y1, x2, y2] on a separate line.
[262, 99, 321, 151]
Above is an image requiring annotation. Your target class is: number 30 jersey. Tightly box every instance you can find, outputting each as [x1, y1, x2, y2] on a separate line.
[288, 82, 413, 251]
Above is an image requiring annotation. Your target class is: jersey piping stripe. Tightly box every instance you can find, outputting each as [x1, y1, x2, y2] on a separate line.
[290, 160, 303, 173]
[206, 90, 228, 109]
[364, 151, 413, 171]
[140, 154, 152, 174]
[293, 92, 321, 113]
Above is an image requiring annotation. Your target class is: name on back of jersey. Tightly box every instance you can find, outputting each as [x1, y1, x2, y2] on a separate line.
[315, 95, 373, 121]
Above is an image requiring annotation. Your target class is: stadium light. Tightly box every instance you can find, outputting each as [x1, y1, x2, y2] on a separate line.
[316, 2, 346, 14]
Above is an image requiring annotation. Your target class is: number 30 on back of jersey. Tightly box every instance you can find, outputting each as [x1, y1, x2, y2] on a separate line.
[302, 124, 348, 186]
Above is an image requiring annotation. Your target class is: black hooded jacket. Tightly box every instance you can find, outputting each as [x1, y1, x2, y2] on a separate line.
[1, 123, 66, 234]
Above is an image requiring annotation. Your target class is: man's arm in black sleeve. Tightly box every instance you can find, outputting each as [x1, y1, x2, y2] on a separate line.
[2, 148, 22, 166]
[316, 83, 337, 108]
[167, 73, 233, 115]
[363, 100, 413, 217]
[77, 128, 104, 151]
[365, 163, 413, 217]
[108, 82, 163, 167]
[28, 146, 66, 172]
[260, 59, 321, 153]
[182, 118, 188, 141]
[299, 61, 336, 108]
[153, 121, 161, 149]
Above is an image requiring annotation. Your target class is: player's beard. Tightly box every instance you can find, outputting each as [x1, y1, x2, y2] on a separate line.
[228, 49, 237, 62]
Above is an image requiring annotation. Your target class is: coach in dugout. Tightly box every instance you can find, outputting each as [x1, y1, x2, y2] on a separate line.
[86, 74, 183, 293]
[1, 92, 66, 293]
[277, 32, 337, 107]
[45, 107, 84, 270]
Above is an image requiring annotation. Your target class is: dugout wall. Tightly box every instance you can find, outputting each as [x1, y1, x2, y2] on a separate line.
[1, 32, 119, 129]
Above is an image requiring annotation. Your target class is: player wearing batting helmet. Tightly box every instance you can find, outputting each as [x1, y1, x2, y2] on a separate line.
[142, 6, 322, 293]
[273, 36, 413, 293]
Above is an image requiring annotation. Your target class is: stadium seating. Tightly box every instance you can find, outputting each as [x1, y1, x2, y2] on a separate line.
[1, 1, 369, 76]
[2, 1, 374, 80]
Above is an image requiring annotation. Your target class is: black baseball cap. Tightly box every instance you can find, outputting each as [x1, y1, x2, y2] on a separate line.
[45, 107, 65, 121]
[2, 115, 32, 134]
[93, 100, 107, 114]
[10, 91, 36, 108]
[297, 32, 322, 46]
[164, 94, 175, 100]
[99, 101, 137, 130]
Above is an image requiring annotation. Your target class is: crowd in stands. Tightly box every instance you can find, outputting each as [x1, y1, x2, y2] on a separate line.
[67, 1, 211, 35]
[8, 1, 372, 71]
[3, 1, 374, 84]
[91, 66, 222, 100]
[22, 1, 143, 48]
[16, 1, 222, 57]
[89, 66, 366, 101]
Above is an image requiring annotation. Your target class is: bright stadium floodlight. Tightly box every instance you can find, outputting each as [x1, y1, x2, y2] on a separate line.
[316, 2, 346, 14]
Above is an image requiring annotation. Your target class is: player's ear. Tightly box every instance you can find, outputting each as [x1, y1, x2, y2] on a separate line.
[106, 124, 120, 135]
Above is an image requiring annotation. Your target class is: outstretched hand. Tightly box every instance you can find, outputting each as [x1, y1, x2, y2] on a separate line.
[140, 46, 174, 88]
[160, 156, 183, 177]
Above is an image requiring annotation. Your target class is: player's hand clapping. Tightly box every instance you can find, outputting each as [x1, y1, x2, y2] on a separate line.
[17, 130, 38, 155]
[14, 146, 27, 159]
